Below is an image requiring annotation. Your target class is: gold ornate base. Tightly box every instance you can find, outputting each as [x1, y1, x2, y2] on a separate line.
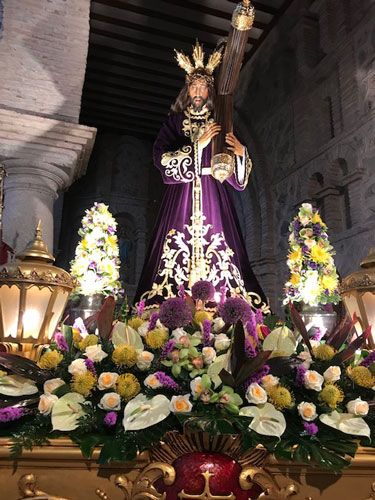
[0, 438, 374, 499]
[0, 342, 46, 361]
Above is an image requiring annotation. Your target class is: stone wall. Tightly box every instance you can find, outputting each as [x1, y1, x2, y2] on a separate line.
[235, 0, 375, 312]
[0, 0, 96, 254]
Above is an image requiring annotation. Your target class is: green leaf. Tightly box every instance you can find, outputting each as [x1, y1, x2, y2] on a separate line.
[99, 439, 124, 464]
[79, 434, 103, 459]
[62, 324, 73, 351]
[172, 364, 181, 377]
[53, 383, 70, 398]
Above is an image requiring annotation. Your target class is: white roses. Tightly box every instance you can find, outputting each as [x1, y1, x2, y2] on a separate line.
[68, 359, 87, 376]
[323, 366, 341, 383]
[304, 370, 324, 391]
[202, 347, 216, 365]
[98, 372, 119, 390]
[136, 351, 154, 371]
[99, 392, 121, 411]
[297, 402, 317, 421]
[38, 394, 58, 415]
[245, 383, 267, 405]
[214, 334, 231, 351]
[346, 398, 369, 416]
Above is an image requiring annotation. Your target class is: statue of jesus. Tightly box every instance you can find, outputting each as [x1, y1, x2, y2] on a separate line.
[135, 42, 268, 313]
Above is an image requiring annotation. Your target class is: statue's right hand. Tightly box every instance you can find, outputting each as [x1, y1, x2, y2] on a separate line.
[198, 122, 221, 149]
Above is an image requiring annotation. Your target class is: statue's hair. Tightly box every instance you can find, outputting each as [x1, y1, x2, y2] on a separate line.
[170, 81, 216, 114]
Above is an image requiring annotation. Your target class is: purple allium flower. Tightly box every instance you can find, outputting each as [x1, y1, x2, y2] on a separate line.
[85, 359, 96, 375]
[137, 300, 145, 317]
[159, 297, 192, 330]
[54, 332, 69, 352]
[303, 422, 318, 436]
[255, 309, 263, 325]
[178, 284, 186, 298]
[160, 339, 176, 359]
[148, 312, 159, 332]
[202, 319, 212, 347]
[154, 371, 179, 391]
[104, 411, 117, 427]
[360, 350, 375, 368]
[0, 407, 23, 423]
[295, 365, 307, 387]
[219, 297, 252, 325]
[246, 310, 258, 340]
[191, 280, 215, 302]
[244, 364, 270, 389]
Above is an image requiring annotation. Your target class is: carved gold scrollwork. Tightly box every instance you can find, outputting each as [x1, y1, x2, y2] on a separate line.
[239, 467, 299, 499]
[18, 473, 71, 500]
[115, 462, 175, 500]
[364, 481, 375, 500]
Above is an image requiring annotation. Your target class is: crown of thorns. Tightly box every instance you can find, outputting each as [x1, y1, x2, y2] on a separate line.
[174, 40, 223, 85]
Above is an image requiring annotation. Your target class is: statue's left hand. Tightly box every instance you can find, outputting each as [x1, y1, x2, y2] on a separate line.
[226, 132, 245, 157]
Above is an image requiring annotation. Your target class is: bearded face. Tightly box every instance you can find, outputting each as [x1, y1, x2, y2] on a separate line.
[188, 78, 209, 111]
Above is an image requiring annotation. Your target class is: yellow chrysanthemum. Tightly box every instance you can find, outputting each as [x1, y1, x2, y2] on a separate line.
[128, 317, 144, 331]
[268, 386, 294, 409]
[194, 311, 212, 324]
[116, 373, 140, 401]
[72, 328, 82, 347]
[320, 274, 338, 292]
[288, 248, 302, 263]
[319, 384, 344, 409]
[347, 366, 375, 389]
[313, 344, 336, 361]
[145, 328, 169, 349]
[310, 245, 331, 264]
[38, 350, 63, 370]
[78, 334, 99, 351]
[290, 273, 301, 286]
[312, 213, 323, 224]
[112, 344, 137, 367]
[71, 371, 96, 397]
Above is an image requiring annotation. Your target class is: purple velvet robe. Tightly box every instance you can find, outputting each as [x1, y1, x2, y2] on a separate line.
[135, 106, 267, 310]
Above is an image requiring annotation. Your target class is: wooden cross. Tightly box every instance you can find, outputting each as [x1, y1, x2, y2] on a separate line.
[178, 471, 235, 499]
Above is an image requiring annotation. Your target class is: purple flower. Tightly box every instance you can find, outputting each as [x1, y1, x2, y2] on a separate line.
[148, 312, 159, 331]
[313, 224, 322, 236]
[107, 226, 115, 235]
[219, 285, 228, 305]
[202, 320, 212, 347]
[0, 407, 23, 423]
[178, 285, 186, 298]
[311, 327, 324, 341]
[308, 261, 318, 270]
[303, 422, 318, 436]
[73, 317, 88, 336]
[191, 280, 215, 302]
[219, 297, 252, 325]
[54, 332, 69, 352]
[244, 365, 270, 389]
[360, 351, 375, 368]
[255, 309, 263, 325]
[160, 339, 176, 359]
[154, 371, 179, 391]
[302, 245, 310, 255]
[159, 297, 192, 330]
[104, 411, 117, 427]
[295, 365, 307, 387]
[85, 359, 96, 375]
[137, 300, 145, 317]
[88, 261, 97, 271]
[244, 337, 257, 358]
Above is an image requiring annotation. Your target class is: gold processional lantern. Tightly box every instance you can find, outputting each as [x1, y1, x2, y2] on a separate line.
[341, 248, 375, 349]
[0, 222, 75, 359]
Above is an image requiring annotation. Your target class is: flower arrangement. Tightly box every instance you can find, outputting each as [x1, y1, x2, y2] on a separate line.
[284, 203, 340, 307]
[0, 285, 374, 471]
[70, 203, 122, 298]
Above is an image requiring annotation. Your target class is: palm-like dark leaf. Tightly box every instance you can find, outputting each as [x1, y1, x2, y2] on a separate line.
[0, 353, 51, 383]
[219, 322, 271, 388]
[289, 302, 313, 355]
[267, 356, 303, 377]
[333, 325, 372, 364]
[0, 396, 39, 410]
[325, 316, 355, 351]
[97, 296, 116, 340]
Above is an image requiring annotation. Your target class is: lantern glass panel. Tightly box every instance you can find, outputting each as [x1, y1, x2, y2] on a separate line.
[46, 289, 70, 340]
[343, 292, 362, 334]
[0, 285, 20, 339]
[362, 291, 375, 341]
[23, 286, 52, 339]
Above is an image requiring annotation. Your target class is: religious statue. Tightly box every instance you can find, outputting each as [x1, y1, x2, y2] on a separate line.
[135, 40, 267, 312]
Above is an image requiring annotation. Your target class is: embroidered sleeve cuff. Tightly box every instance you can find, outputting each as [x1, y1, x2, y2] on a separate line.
[235, 148, 252, 189]
[161, 145, 195, 183]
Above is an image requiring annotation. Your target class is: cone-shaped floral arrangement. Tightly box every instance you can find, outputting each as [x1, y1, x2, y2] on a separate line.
[284, 203, 340, 307]
[70, 202, 121, 298]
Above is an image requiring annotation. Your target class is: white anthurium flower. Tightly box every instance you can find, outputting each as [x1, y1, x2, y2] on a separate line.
[38, 394, 58, 415]
[44, 378, 65, 395]
[346, 398, 369, 417]
[123, 394, 170, 431]
[0, 375, 38, 396]
[84, 344, 108, 362]
[111, 322, 144, 350]
[239, 403, 286, 438]
[319, 411, 370, 438]
[207, 353, 229, 389]
[68, 359, 87, 376]
[51, 393, 86, 431]
[262, 326, 297, 357]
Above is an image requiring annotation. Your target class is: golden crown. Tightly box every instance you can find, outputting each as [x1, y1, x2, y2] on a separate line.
[174, 40, 223, 82]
